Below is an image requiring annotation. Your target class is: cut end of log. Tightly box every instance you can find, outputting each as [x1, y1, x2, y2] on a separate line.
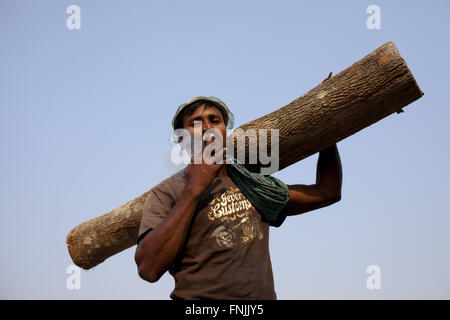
[66, 190, 149, 270]
[66, 225, 99, 270]
[384, 41, 424, 99]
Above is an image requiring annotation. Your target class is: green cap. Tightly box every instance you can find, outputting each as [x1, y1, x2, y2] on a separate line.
[172, 96, 235, 130]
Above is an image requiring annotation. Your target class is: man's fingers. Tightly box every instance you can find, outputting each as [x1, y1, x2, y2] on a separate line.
[193, 147, 228, 165]
[215, 147, 229, 164]
[207, 147, 227, 165]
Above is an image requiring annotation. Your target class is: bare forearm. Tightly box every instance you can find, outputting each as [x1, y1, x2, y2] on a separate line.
[136, 149, 226, 282]
[135, 186, 201, 282]
[316, 144, 342, 196]
[280, 144, 342, 216]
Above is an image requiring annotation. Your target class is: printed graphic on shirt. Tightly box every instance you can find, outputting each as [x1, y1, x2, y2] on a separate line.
[208, 187, 263, 249]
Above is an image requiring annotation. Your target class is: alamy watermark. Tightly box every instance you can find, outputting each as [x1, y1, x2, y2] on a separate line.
[170, 121, 280, 175]
[66, 5, 81, 30]
[66, 265, 81, 290]
[366, 265, 381, 290]
[366, 5, 381, 30]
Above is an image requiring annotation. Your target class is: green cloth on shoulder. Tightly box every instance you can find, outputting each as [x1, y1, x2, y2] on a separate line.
[226, 158, 290, 227]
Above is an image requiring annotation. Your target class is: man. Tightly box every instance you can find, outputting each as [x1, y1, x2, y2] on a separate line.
[135, 95, 342, 299]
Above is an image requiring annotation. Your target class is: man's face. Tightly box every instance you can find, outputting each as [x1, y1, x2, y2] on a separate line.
[181, 103, 227, 156]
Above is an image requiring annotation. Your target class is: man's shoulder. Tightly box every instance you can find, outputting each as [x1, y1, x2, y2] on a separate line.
[151, 167, 187, 200]
[169, 167, 187, 182]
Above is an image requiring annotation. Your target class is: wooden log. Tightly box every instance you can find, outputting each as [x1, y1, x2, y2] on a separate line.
[234, 41, 424, 172]
[67, 192, 149, 270]
[66, 41, 423, 270]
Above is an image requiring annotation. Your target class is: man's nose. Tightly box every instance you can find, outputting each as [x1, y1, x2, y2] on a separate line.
[202, 121, 212, 133]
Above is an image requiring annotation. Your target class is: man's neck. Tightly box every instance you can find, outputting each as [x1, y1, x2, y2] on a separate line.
[216, 165, 229, 177]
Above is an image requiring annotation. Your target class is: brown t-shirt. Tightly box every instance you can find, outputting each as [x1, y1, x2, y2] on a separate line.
[137, 168, 279, 300]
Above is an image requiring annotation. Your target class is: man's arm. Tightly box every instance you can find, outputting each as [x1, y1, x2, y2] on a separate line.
[134, 185, 203, 283]
[134, 149, 226, 283]
[281, 143, 342, 216]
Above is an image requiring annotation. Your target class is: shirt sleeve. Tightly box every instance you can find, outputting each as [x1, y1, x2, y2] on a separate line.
[137, 183, 175, 244]
[269, 212, 287, 227]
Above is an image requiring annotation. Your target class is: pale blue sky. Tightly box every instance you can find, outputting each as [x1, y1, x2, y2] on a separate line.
[1, 0, 449, 299]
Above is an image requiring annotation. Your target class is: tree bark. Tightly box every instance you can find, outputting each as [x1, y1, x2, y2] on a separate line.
[233, 41, 423, 172]
[66, 191, 150, 270]
[66, 41, 423, 270]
